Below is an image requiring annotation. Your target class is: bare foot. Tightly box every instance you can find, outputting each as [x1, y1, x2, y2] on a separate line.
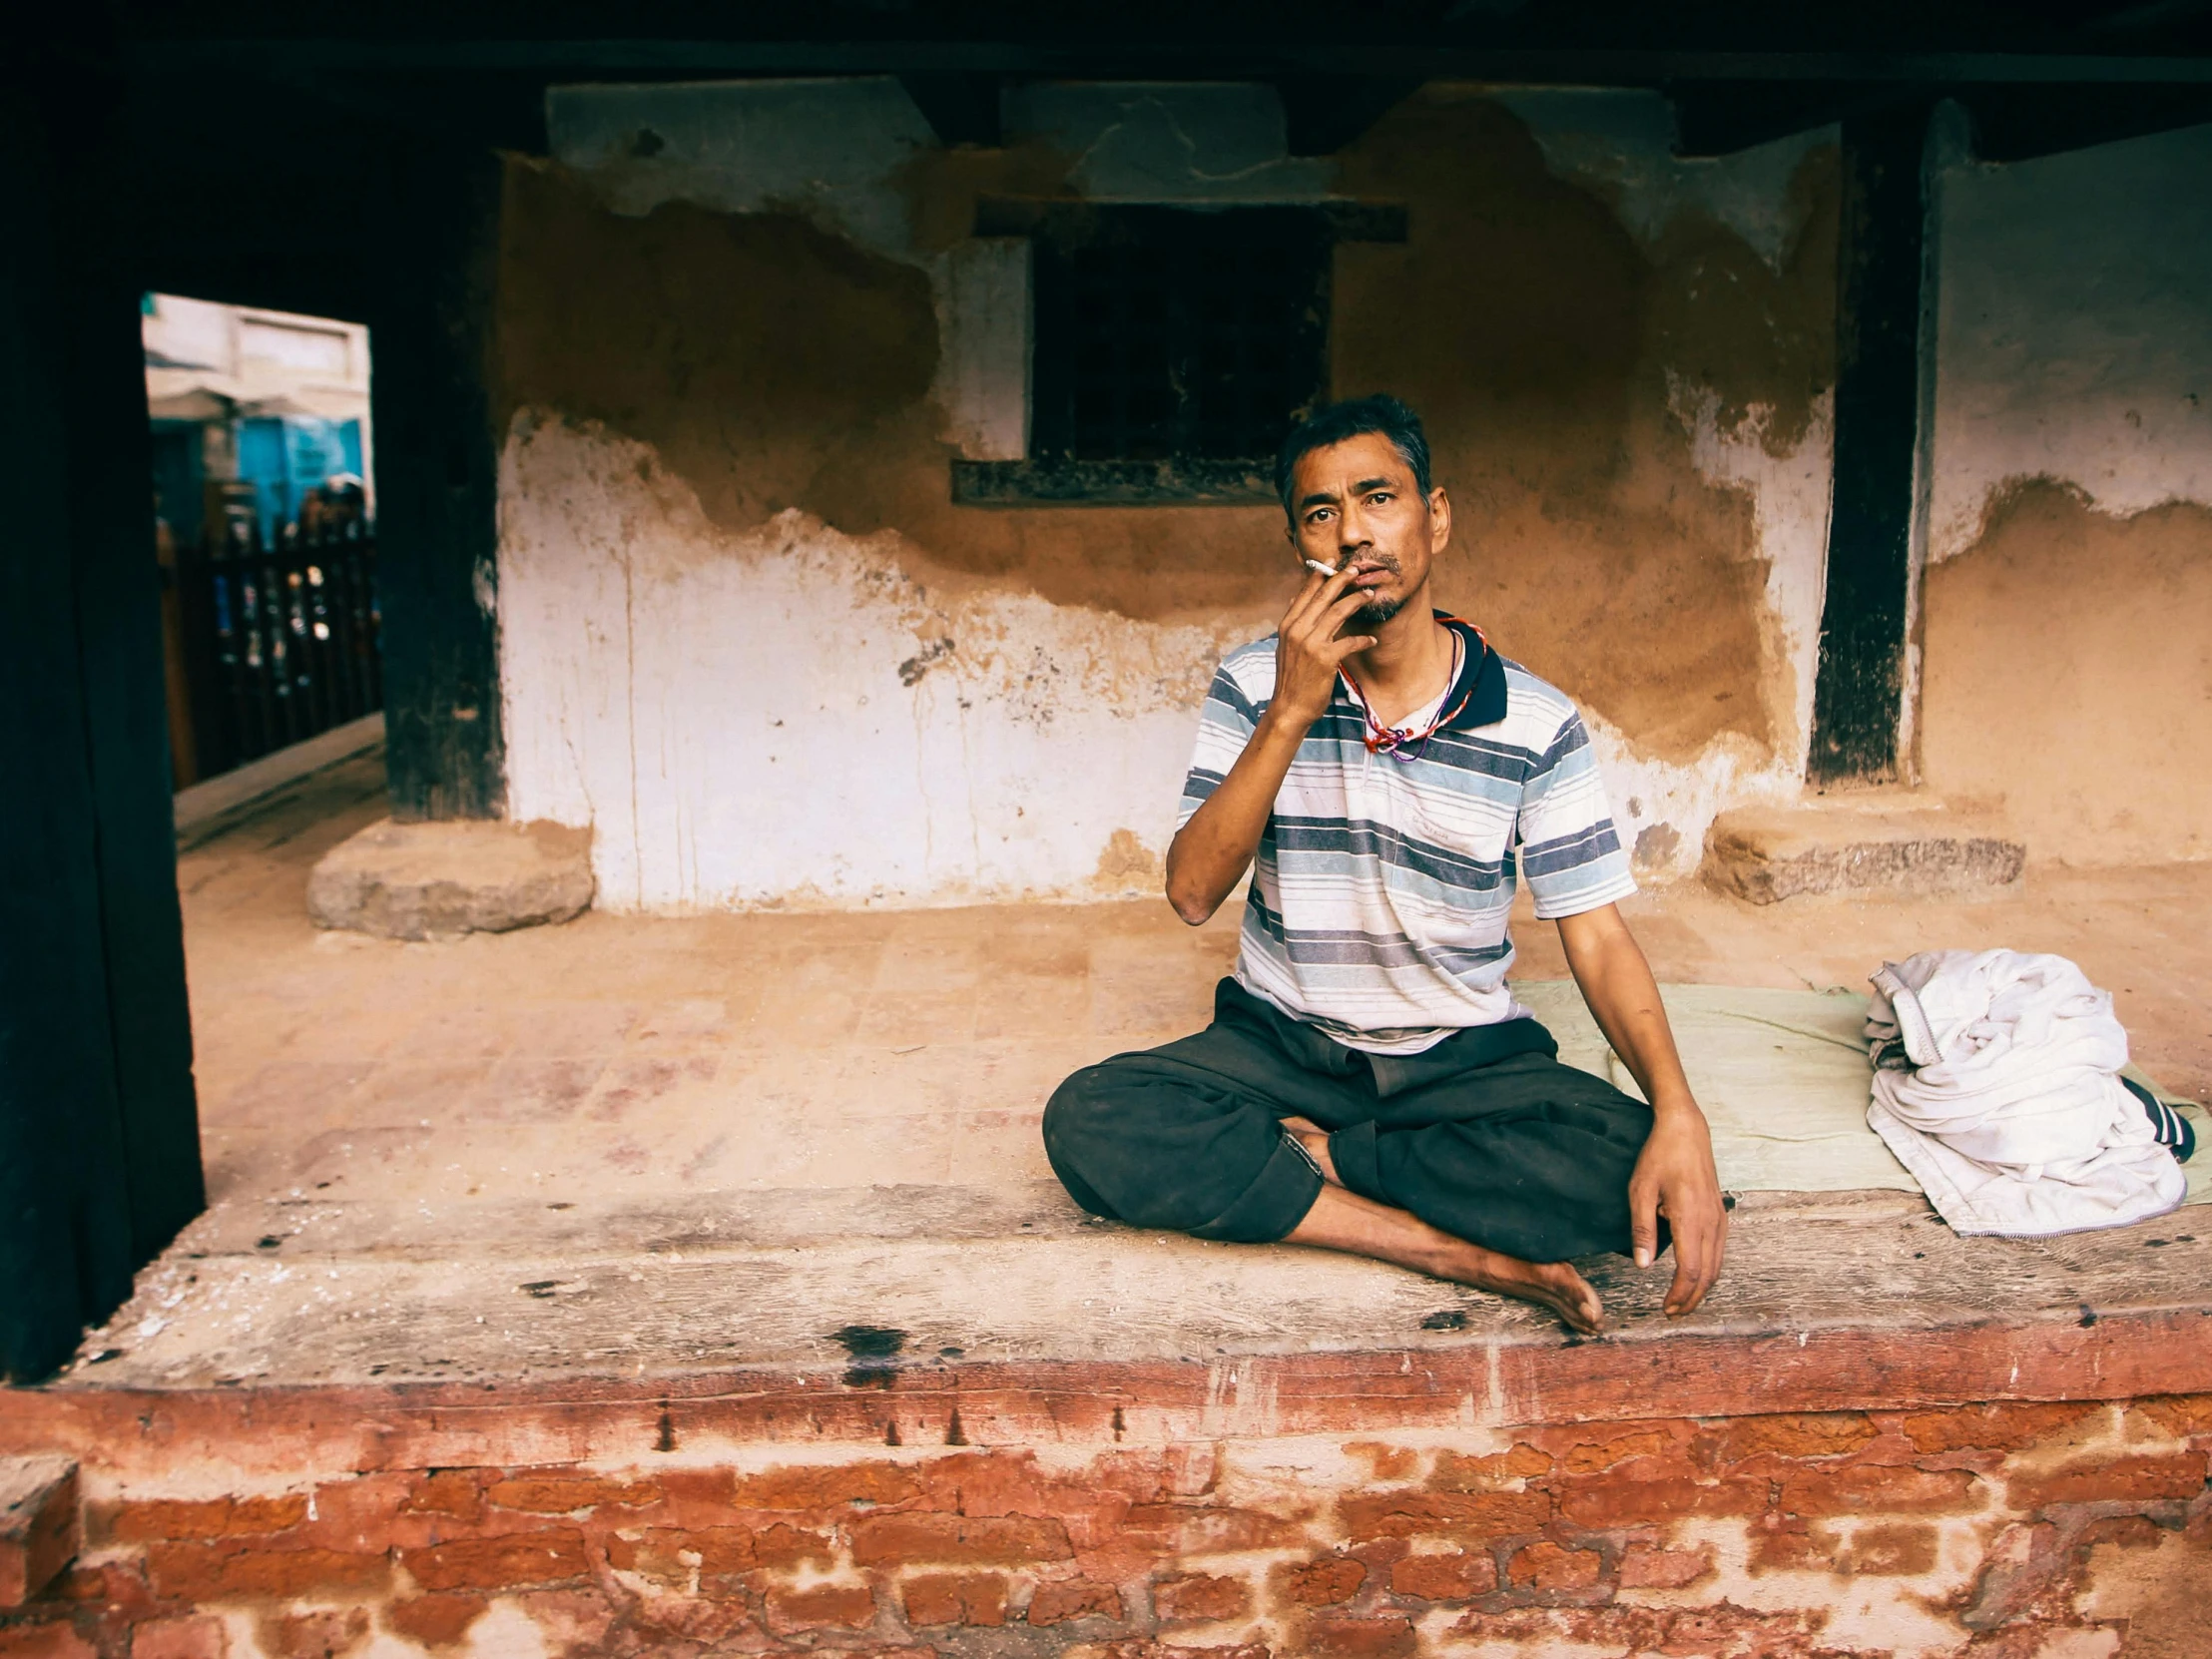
[1286, 1184, 1606, 1335]
[1278, 1117, 1341, 1184]
[1432, 1244, 1604, 1336]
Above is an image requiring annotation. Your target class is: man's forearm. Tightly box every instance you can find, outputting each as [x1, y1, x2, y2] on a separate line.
[1557, 909, 1697, 1112]
[1164, 713, 1306, 924]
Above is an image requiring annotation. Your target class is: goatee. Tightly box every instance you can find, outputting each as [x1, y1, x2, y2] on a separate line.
[1350, 595, 1403, 632]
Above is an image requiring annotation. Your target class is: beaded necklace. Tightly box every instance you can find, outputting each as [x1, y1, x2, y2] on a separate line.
[1339, 618, 1486, 762]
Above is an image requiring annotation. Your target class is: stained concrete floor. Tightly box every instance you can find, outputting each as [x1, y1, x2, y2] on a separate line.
[65, 748, 2212, 1387]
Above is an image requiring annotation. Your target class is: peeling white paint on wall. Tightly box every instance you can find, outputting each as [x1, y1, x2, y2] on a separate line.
[545, 78, 934, 253]
[1601, 380, 1839, 879]
[500, 418, 1241, 910]
[1928, 122, 2212, 559]
[1005, 82, 1335, 202]
[1493, 88, 1835, 273]
[511, 79, 1851, 905]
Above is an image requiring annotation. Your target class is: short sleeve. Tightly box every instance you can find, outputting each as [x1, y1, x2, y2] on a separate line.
[1515, 709, 1637, 919]
[1176, 662, 1264, 830]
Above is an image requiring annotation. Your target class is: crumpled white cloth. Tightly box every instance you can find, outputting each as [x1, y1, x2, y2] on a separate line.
[1863, 948, 2184, 1237]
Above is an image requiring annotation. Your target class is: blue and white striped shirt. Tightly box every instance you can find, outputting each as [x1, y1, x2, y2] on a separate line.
[1178, 616, 1636, 1055]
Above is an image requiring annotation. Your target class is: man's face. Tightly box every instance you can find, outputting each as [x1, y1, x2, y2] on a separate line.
[1286, 431, 1450, 632]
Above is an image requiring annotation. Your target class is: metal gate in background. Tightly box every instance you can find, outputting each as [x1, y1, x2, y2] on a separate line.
[168, 502, 381, 783]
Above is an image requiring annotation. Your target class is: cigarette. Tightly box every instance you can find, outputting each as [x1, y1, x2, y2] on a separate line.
[1305, 559, 1340, 577]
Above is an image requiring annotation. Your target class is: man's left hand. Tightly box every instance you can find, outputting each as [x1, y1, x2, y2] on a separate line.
[1628, 1106, 1727, 1317]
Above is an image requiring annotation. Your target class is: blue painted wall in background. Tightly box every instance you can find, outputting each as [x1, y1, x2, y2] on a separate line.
[236, 416, 361, 542]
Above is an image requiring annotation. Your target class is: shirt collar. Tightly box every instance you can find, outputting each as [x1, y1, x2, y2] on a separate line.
[1329, 612, 1506, 734]
[1437, 614, 1507, 732]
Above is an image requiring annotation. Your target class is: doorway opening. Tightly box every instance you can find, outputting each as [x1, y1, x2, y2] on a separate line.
[144, 293, 381, 789]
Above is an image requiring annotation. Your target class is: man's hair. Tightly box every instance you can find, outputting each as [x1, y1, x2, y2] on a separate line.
[1274, 394, 1433, 521]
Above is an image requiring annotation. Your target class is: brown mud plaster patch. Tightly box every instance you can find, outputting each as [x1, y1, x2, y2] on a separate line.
[1094, 829, 1163, 889]
[895, 137, 1080, 256]
[497, 158, 1292, 627]
[1333, 90, 1838, 761]
[1921, 478, 2212, 863]
[1633, 821, 1681, 871]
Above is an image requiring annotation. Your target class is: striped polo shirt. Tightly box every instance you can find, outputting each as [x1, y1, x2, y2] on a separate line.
[1177, 615, 1636, 1055]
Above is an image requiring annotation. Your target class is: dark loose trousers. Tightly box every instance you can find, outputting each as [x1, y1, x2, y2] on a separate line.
[1043, 977, 1661, 1263]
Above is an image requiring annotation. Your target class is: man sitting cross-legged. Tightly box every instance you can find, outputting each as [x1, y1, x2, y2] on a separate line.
[1041, 395, 1727, 1333]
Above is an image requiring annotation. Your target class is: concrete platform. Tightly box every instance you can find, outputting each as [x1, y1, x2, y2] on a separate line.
[57, 748, 2212, 1400]
[1702, 798, 2026, 904]
[7, 755, 2212, 1659]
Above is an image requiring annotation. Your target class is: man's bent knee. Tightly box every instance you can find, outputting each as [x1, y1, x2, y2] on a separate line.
[1041, 1065, 1128, 1222]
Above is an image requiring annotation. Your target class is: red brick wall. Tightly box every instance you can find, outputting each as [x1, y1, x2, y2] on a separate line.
[4, 1394, 2208, 1657]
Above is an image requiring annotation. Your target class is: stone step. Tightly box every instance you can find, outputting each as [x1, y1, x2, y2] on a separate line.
[307, 818, 595, 940]
[1701, 799, 2025, 904]
[0, 1455, 78, 1608]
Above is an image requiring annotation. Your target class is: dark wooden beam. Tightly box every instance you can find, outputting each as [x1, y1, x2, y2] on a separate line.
[0, 70, 201, 1382]
[1809, 101, 1933, 786]
[54, 78, 207, 1271]
[898, 73, 1002, 147]
[118, 38, 2212, 86]
[1277, 76, 1423, 155]
[1960, 82, 2212, 161]
[1669, 80, 1859, 156]
[364, 142, 508, 822]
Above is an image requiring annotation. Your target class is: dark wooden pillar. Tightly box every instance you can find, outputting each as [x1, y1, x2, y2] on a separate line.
[367, 144, 508, 821]
[0, 77, 203, 1381]
[1810, 103, 1934, 786]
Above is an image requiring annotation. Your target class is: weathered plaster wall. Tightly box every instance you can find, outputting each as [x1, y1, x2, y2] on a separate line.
[499, 81, 1838, 909]
[1921, 124, 2212, 863]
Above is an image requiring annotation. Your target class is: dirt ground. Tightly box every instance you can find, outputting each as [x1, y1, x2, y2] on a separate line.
[176, 746, 2211, 1219]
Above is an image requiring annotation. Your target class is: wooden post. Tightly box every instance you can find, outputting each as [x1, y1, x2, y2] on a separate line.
[1809, 103, 1934, 786]
[0, 76, 203, 1380]
[366, 143, 507, 822]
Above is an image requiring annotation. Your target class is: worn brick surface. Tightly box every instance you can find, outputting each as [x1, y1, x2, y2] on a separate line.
[1617, 1544, 1712, 1589]
[398, 1475, 481, 1521]
[1556, 1425, 1678, 1474]
[900, 1571, 1007, 1627]
[1119, 1504, 1304, 1555]
[1153, 1571, 1250, 1622]
[2007, 1450, 2208, 1510]
[851, 1512, 1072, 1567]
[1898, 1401, 2100, 1453]
[1779, 1462, 1981, 1517]
[1025, 1577, 1122, 1625]
[1703, 1410, 1877, 1462]
[484, 1475, 661, 1513]
[1505, 1540, 1603, 1590]
[1305, 1613, 1417, 1658]
[732, 1462, 919, 1511]
[764, 1581, 873, 1631]
[1274, 1555, 1365, 1606]
[1341, 1488, 1553, 1541]
[1388, 1549, 1497, 1601]
[145, 1545, 387, 1602]
[0, 1462, 78, 1613]
[23, 1391, 2212, 1656]
[382, 1596, 486, 1650]
[126, 1617, 227, 1659]
[1429, 1444, 1551, 1489]
[2130, 1394, 2212, 1437]
[0, 1622, 96, 1658]
[399, 1530, 588, 1592]
[264, 1608, 367, 1659]
[1557, 1467, 1766, 1527]
[109, 1497, 305, 1546]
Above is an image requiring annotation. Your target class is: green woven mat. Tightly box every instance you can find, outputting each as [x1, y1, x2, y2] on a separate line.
[1511, 981, 2209, 1205]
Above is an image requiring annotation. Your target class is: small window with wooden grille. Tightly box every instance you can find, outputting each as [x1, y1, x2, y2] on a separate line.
[952, 201, 1401, 506]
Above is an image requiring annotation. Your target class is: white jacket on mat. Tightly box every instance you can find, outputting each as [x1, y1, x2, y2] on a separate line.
[1864, 948, 2183, 1237]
